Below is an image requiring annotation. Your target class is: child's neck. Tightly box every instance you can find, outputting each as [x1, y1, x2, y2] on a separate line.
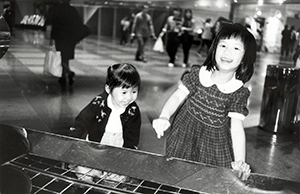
[211, 70, 235, 85]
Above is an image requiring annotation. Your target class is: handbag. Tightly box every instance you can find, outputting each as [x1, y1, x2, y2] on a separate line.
[44, 45, 62, 77]
[153, 36, 164, 53]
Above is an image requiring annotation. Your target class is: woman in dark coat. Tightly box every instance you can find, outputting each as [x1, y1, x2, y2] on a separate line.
[50, 0, 81, 86]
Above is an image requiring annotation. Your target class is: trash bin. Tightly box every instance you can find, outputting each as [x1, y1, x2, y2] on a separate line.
[259, 65, 300, 133]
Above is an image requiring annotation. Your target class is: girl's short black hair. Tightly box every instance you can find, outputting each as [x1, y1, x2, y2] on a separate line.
[204, 23, 257, 83]
[106, 63, 141, 91]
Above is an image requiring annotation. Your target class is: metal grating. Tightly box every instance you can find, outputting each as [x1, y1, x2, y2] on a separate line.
[5, 153, 204, 194]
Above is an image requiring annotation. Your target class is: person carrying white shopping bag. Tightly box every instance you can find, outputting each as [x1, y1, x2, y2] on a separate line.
[44, 44, 62, 77]
[153, 32, 164, 53]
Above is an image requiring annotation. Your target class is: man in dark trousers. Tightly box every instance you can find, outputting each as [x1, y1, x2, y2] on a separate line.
[131, 5, 156, 63]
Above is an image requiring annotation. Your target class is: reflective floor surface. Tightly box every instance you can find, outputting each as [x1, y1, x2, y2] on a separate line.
[0, 28, 299, 182]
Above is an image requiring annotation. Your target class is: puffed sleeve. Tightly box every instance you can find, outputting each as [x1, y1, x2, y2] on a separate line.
[181, 65, 201, 94]
[228, 87, 250, 120]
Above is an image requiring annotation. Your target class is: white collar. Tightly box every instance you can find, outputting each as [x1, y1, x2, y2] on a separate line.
[199, 66, 244, 94]
[107, 94, 126, 114]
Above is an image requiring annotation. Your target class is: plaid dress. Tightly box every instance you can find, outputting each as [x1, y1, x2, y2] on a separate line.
[166, 65, 250, 168]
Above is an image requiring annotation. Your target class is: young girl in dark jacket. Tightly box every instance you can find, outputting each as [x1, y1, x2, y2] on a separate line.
[71, 63, 141, 149]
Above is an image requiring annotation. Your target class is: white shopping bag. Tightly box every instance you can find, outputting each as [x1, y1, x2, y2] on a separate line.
[296, 57, 300, 68]
[44, 46, 62, 77]
[153, 36, 164, 53]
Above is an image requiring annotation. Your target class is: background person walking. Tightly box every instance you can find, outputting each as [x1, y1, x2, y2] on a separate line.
[50, 0, 89, 86]
[131, 5, 156, 62]
[281, 24, 291, 57]
[197, 18, 213, 56]
[180, 9, 195, 68]
[161, 7, 183, 67]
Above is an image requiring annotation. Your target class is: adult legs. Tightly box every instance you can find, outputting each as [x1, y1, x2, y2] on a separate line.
[142, 37, 148, 60]
[182, 43, 189, 64]
[281, 41, 289, 56]
[206, 40, 212, 53]
[198, 39, 212, 54]
[166, 33, 180, 64]
[120, 30, 126, 45]
[135, 36, 148, 62]
[182, 36, 193, 64]
[56, 40, 76, 86]
[59, 55, 75, 86]
[282, 44, 289, 56]
[124, 30, 130, 44]
[120, 30, 129, 45]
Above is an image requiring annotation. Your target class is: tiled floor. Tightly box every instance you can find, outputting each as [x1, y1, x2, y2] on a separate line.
[1, 28, 300, 182]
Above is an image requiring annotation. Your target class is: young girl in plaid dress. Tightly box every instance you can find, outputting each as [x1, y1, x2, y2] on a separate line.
[153, 23, 256, 181]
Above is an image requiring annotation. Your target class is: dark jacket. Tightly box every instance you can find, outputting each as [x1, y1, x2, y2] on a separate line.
[50, 2, 82, 42]
[49, 2, 83, 60]
[72, 92, 141, 149]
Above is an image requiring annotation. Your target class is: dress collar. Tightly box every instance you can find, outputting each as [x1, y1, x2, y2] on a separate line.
[107, 94, 126, 114]
[199, 66, 244, 94]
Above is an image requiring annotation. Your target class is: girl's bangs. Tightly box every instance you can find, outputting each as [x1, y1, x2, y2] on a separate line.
[118, 72, 140, 89]
[219, 31, 243, 41]
[218, 24, 249, 44]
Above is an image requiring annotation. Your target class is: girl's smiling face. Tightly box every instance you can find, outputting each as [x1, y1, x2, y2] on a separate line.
[109, 86, 138, 109]
[215, 37, 245, 72]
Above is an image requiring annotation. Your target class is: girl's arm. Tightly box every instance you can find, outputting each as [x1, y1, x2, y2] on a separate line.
[72, 102, 95, 139]
[231, 118, 246, 161]
[124, 105, 141, 149]
[152, 87, 188, 138]
[230, 117, 251, 180]
[72, 96, 102, 139]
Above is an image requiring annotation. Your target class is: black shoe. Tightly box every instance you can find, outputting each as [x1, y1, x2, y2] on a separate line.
[68, 72, 75, 86]
[58, 77, 66, 86]
[135, 57, 147, 63]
